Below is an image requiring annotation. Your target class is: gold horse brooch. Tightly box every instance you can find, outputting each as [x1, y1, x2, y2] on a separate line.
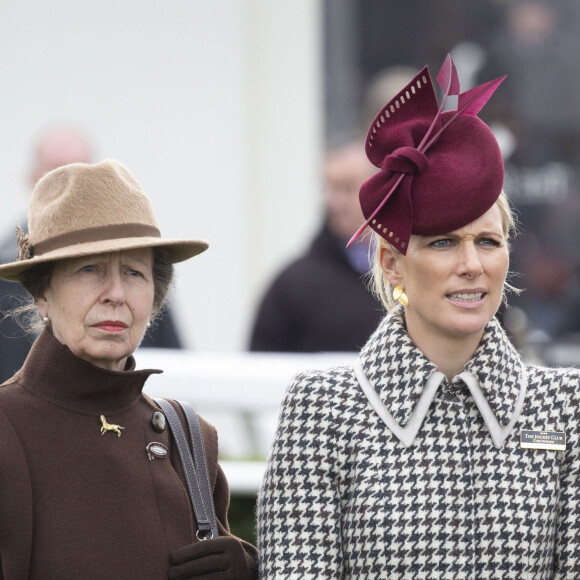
[100, 414, 125, 438]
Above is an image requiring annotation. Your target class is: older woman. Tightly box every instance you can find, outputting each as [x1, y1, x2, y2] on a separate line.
[258, 57, 580, 578]
[0, 160, 257, 579]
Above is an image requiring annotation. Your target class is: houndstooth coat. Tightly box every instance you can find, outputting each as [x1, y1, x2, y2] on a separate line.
[258, 308, 580, 579]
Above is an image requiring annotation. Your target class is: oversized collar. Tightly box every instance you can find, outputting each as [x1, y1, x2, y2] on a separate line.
[13, 328, 161, 415]
[356, 308, 527, 448]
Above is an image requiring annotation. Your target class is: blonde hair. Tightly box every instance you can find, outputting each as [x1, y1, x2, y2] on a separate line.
[370, 191, 519, 310]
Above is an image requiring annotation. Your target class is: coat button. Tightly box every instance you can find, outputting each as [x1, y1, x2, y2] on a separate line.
[151, 411, 166, 432]
[445, 390, 457, 400]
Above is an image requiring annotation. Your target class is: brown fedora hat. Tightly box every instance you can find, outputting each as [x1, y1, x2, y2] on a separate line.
[0, 159, 209, 281]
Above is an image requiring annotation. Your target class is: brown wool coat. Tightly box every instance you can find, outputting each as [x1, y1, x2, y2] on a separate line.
[0, 329, 256, 579]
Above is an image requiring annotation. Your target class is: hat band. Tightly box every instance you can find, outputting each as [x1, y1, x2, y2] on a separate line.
[30, 223, 161, 258]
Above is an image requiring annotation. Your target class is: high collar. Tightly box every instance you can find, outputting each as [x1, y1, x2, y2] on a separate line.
[358, 308, 527, 448]
[14, 328, 162, 415]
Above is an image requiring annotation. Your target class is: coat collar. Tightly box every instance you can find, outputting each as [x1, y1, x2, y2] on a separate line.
[357, 308, 527, 448]
[12, 328, 162, 415]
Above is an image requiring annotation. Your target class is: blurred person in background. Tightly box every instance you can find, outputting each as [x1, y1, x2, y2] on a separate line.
[258, 57, 580, 578]
[0, 159, 257, 578]
[0, 127, 91, 381]
[249, 138, 383, 352]
[0, 126, 182, 382]
[478, 0, 580, 348]
[249, 65, 417, 354]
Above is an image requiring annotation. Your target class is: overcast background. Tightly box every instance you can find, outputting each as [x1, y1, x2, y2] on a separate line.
[0, 0, 323, 351]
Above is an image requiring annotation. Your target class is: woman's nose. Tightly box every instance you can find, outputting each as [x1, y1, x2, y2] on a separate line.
[459, 243, 483, 279]
[101, 270, 126, 304]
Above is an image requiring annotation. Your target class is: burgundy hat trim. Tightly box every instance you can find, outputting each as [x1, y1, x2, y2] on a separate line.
[348, 54, 506, 254]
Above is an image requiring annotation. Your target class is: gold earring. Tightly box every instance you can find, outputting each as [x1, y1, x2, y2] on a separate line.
[393, 283, 408, 306]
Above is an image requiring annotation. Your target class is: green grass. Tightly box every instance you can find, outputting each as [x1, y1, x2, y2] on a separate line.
[228, 493, 258, 546]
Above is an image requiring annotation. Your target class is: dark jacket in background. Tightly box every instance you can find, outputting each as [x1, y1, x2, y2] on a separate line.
[0, 280, 32, 382]
[250, 224, 384, 352]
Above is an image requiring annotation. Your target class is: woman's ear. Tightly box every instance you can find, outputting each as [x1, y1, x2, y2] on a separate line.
[379, 243, 403, 287]
[36, 296, 48, 319]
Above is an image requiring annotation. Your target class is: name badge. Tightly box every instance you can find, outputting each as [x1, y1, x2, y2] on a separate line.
[520, 430, 566, 451]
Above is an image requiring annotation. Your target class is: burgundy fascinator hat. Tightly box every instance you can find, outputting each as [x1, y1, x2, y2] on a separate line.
[348, 54, 506, 254]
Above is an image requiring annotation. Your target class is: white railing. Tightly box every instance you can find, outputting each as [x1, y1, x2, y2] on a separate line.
[138, 348, 356, 493]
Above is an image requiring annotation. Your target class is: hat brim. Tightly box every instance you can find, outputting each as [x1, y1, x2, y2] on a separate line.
[0, 236, 209, 281]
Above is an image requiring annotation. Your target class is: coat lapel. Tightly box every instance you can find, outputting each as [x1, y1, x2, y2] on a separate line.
[463, 317, 526, 427]
[460, 317, 528, 448]
[359, 308, 439, 429]
[357, 309, 527, 448]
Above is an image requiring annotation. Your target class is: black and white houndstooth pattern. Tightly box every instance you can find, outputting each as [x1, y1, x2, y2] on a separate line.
[258, 308, 580, 579]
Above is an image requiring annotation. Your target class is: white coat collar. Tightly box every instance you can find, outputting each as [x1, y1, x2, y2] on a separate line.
[357, 308, 527, 448]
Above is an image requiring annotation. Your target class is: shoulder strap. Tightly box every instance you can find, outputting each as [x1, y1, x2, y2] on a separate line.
[154, 398, 219, 539]
[176, 400, 219, 538]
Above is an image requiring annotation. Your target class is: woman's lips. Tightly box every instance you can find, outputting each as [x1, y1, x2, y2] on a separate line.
[93, 321, 128, 332]
[446, 289, 487, 308]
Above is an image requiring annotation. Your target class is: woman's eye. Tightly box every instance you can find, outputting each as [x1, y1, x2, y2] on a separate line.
[479, 237, 501, 247]
[127, 268, 143, 277]
[429, 238, 452, 249]
[80, 265, 95, 272]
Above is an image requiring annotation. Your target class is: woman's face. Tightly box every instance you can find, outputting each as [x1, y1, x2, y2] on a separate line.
[381, 203, 509, 347]
[37, 248, 155, 371]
